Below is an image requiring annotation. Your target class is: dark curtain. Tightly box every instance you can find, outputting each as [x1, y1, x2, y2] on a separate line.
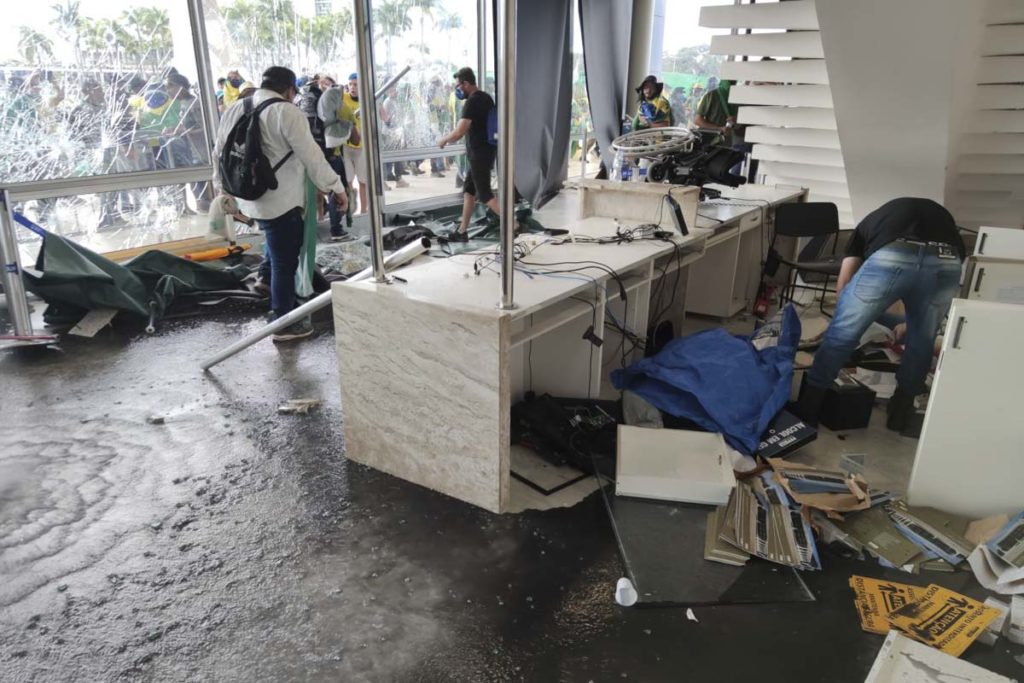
[503, 0, 574, 207]
[578, 0, 634, 172]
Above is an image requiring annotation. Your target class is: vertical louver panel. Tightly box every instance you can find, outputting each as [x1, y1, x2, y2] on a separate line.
[948, 1, 1024, 230]
[700, 0, 854, 228]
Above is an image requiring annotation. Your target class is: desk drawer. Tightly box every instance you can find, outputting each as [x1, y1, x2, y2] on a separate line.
[740, 210, 762, 231]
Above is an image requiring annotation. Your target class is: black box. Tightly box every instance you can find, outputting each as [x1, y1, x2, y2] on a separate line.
[758, 409, 817, 459]
[819, 371, 876, 431]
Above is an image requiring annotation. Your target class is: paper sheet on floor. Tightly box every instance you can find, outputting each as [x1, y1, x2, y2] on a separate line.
[969, 545, 1024, 595]
[848, 369, 897, 400]
[863, 631, 1012, 683]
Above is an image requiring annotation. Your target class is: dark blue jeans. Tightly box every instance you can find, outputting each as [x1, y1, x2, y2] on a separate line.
[258, 207, 305, 319]
[807, 244, 962, 396]
[325, 150, 348, 235]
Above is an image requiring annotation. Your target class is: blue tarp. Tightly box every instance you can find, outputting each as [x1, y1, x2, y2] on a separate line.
[611, 305, 802, 454]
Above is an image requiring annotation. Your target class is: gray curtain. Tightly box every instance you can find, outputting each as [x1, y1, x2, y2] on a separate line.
[510, 0, 574, 207]
[578, 0, 634, 172]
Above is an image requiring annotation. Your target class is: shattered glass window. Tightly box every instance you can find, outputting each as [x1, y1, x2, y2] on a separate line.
[0, 1, 211, 185]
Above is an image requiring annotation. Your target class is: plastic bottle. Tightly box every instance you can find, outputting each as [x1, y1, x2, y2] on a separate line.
[611, 149, 626, 183]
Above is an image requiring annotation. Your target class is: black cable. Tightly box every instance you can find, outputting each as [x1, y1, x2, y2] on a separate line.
[570, 295, 598, 397]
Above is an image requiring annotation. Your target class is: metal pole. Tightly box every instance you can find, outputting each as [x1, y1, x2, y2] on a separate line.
[497, 0, 517, 310]
[477, 0, 487, 90]
[187, 0, 220, 157]
[353, 0, 389, 284]
[350, 65, 411, 118]
[0, 190, 33, 336]
[200, 237, 431, 371]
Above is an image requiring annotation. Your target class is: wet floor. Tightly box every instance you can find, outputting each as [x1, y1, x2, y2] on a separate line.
[2, 311, 1022, 682]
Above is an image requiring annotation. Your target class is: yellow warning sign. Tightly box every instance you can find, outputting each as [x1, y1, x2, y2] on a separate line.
[886, 583, 1002, 657]
[848, 575, 927, 635]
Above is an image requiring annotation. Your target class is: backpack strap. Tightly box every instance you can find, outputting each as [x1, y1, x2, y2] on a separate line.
[250, 97, 295, 171]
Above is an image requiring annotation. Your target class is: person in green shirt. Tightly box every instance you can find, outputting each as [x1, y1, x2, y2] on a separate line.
[694, 78, 739, 141]
[631, 75, 673, 131]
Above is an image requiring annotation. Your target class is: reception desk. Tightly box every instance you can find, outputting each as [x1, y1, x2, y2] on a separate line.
[332, 181, 804, 512]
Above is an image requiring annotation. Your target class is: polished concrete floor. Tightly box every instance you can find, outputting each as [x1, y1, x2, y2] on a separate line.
[3, 309, 1023, 683]
[2, 193, 1022, 681]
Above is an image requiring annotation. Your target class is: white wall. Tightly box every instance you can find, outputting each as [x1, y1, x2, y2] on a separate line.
[815, 0, 986, 222]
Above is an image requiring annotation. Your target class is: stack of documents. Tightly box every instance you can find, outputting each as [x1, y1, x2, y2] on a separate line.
[968, 511, 1024, 595]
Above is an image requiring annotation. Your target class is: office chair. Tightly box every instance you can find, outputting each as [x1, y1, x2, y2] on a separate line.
[768, 202, 842, 315]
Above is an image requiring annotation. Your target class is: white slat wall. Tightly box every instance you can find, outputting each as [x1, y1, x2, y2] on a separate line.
[701, 0, 855, 228]
[947, 3, 1024, 229]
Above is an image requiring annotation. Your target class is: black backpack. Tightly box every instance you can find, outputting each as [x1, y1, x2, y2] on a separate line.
[219, 97, 294, 201]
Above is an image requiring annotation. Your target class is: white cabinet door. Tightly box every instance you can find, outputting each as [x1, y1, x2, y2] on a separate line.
[907, 299, 1024, 517]
[975, 226, 1024, 259]
[965, 258, 1024, 305]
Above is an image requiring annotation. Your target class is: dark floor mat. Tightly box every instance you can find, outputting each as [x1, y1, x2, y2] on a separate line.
[599, 482, 816, 607]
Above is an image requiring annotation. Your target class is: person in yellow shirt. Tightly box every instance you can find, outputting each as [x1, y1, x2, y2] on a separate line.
[221, 70, 245, 108]
[341, 72, 369, 214]
[631, 75, 673, 131]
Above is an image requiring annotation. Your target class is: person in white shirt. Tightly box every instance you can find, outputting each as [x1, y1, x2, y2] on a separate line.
[213, 66, 348, 342]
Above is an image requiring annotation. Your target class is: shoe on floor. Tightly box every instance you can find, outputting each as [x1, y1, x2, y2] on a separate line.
[272, 318, 314, 343]
[445, 230, 469, 243]
[253, 281, 271, 297]
[330, 230, 350, 242]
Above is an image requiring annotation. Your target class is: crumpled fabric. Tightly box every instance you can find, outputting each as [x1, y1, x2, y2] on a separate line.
[611, 305, 801, 454]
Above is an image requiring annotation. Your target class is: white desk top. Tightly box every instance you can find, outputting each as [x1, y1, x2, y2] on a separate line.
[335, 184, 804, 320]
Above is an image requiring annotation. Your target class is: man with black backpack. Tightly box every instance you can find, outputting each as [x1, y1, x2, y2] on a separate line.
[213, 66, 349, 342]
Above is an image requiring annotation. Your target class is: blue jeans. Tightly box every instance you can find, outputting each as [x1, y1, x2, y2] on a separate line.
[258, 207, 305, 319]
[808, 244, 962, 396]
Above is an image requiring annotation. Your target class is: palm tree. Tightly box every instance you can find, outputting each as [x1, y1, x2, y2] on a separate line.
[17, 27, 54, 66]
[434, 10, 463, 70]
[408, 0, 439, 61]
[51, 1, 83, 66]
[373, 0, 412, 72]
[307, 10, 352, 66]
[118, 7, 173, 66]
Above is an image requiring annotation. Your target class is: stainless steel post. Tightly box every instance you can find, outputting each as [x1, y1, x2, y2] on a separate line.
[0, 190, 33, 336]
[353, 0, 389, 284]
[187, 0, 220, 156]
[497, 0, 517, 310]
[477, 0, 487, 89]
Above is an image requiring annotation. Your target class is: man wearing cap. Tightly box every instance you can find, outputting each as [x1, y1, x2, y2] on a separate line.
[437, 66, 498, 242]
[213, 66, 349, 342]
[632, 75, 673, 131]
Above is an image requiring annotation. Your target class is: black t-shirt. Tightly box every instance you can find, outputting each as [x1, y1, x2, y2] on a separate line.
[461, 90, 495, 159]
[845, 197, 965, 261]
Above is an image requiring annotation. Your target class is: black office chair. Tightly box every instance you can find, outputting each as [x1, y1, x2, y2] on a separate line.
[768, 202, 842, 315]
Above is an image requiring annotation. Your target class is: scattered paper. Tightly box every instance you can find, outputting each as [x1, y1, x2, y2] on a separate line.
[885, 583, 1001, 657]
[69, 308, 118, 337]
[770, 459, 870, 514]
[848, 575, 927, 635]
[277, 399, 321, 415]
[1007, 595, 1024, 645]
[968, 545, 1024, 595]
[978, 597, 1009, 646]
[686, 608, 698, 623]
[863, 631, 1012, 683]
[988, 510, 1024, 569]
[848, 369, 897, 400]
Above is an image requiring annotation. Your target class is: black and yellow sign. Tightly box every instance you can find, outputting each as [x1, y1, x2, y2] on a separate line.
[848, 575, 927, 635]
[886, 583, 1001, 656]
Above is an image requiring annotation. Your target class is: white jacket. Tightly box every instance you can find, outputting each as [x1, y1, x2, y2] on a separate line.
[212, 88, 346, 220]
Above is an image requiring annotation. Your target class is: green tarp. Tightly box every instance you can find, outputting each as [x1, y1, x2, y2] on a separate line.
[23, 230, 247, 327]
